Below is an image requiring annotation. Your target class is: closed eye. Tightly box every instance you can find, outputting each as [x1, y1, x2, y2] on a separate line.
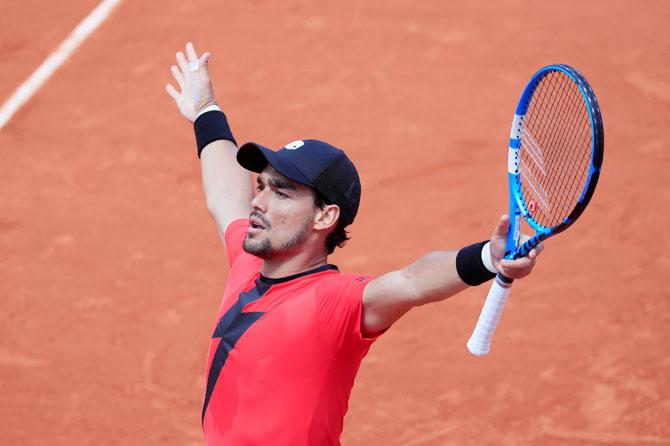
[256, 180, 289, 198]
[257, 174, 295, 198]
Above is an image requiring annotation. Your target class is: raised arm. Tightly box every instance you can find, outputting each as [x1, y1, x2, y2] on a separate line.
[361, 215, 543, 335]
[166, 42, 253, 243]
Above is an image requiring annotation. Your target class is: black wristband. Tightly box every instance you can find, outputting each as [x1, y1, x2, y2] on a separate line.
[456, 240, 496, 286]
[193, 110, 237, 157]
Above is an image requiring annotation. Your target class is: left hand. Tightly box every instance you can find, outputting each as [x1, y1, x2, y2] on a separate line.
[489, 215, 543, 280]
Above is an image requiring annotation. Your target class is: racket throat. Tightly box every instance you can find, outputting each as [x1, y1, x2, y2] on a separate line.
[504, 207, 522, 259]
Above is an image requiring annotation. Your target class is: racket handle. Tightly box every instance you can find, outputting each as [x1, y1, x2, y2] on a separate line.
[467, 274, 514, 356]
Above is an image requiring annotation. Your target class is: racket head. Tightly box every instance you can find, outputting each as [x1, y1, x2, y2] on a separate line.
[505, 65, 604, 258]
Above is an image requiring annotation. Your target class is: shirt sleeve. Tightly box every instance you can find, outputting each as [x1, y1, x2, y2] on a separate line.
[317, 274, 382, 357]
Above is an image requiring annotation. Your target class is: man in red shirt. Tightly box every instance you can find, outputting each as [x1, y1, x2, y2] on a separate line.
[166, 43, 542, 445]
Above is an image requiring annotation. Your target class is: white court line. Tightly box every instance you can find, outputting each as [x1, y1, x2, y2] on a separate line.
[0, 0, 122, 130]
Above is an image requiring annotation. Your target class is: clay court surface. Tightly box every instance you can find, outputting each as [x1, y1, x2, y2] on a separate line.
[1, 0, 668, 444]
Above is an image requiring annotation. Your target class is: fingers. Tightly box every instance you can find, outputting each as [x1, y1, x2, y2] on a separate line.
[497, 240, 544, 278]
[176, 51, 188, 73]
[499, 256, 536, 279]
[170, 65, 184, 89]
[165, 83, 179, 101]
[178, 43, 210, 77]
[185, 41, 198, 61]
[186, 42, 210, 75]
[528, 242, 544, 259]
[517, 235, 544, 259]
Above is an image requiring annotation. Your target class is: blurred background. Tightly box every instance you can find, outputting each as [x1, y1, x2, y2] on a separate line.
[1, 0, 668, 444]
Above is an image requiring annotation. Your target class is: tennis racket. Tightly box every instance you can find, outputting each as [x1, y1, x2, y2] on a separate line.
[467, 64, 604, 356]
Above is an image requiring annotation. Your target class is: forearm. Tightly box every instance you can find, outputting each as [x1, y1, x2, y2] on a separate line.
[363, 217, 542, 334]
[363, 244, 494, 334]
[363, 250, 472, 334]
[200, 139, 253, 216]
[166, 43, 254, 239]
[191, 108, 253, 238]
[402, 250, 469, 306]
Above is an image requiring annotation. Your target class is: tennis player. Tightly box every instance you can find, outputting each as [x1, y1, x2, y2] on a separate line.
[166, 42, 542, 446]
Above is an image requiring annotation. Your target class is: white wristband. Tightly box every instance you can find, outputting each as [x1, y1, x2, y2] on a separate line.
[481, 241, 497, 274]
[195, 105, 222, 120]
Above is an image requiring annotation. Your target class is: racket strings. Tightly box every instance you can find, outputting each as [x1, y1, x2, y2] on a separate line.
[549, 85, 592, 218]
[543, 73, 591, 198]
[530, 99, 591, 224]
[536, 78, 587, 211]
[520, 70, 593, 228]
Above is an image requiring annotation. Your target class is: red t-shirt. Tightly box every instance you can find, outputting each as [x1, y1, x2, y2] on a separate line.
[202, 218, 380, 445]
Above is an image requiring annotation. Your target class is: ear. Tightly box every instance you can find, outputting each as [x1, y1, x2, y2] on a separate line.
[314, 204, 340, 231]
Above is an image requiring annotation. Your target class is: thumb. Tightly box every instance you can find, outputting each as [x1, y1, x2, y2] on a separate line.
[492, 214, 510, 241]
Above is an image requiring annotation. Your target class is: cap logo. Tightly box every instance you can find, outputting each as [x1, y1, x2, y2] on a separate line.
[284, 140, 305, 150]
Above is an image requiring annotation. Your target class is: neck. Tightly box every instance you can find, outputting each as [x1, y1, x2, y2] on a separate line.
[260, 249, 329, 279]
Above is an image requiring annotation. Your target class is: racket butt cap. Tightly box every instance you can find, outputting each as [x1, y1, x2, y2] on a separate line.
[466, 338, 491, 356]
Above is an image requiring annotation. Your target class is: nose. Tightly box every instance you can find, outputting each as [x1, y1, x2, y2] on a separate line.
[250, 188, 268, 213]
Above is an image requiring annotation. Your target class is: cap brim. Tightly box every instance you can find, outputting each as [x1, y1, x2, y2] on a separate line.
[237, 142, 313, 187]
[237, 142, 271, 173]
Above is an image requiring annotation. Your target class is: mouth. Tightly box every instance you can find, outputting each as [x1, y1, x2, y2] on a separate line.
[248, 214, 269, 234]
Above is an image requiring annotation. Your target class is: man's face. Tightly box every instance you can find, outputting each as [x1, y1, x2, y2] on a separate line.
[243, 165, 317, 259]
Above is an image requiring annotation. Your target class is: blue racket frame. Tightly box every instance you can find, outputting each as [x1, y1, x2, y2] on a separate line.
[467, 64, 604, 356]
[504, 64, 604, 261]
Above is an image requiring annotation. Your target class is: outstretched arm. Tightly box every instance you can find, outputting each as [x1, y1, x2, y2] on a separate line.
[166, 42, 253, 243]
[361, 215, 543, 335]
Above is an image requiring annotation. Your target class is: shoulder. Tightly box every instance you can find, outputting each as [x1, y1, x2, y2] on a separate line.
[314, 272, 373, 310]
[313, 272, 382, 348]
[316, 272, 373, 293]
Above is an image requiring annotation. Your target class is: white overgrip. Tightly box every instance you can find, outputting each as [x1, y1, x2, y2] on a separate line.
[466, 276, 514, 356]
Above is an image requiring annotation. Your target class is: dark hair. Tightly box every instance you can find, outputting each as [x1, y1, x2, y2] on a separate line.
[313, 190, 350, 254]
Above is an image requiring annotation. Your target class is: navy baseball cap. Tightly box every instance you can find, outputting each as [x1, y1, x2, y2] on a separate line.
[237, 139, 361, 226]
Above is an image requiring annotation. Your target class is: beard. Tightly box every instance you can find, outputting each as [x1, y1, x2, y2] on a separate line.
[243, 214, 312, 259]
